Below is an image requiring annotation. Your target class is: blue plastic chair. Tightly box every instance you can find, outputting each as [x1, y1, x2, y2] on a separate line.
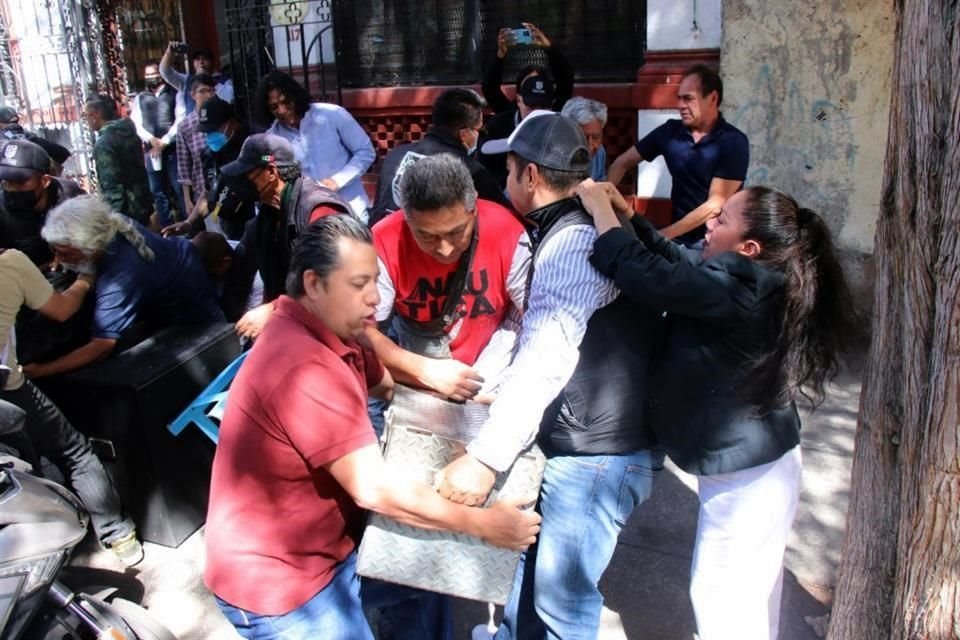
[167, 351, 249, 444]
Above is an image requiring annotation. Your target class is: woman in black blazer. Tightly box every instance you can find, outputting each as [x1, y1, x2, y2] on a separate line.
[578, 181, 857, 640]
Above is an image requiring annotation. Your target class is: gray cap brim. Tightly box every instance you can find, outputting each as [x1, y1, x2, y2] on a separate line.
[480, 137, 510, 155]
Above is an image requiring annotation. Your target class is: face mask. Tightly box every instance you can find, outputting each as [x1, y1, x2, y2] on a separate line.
[205, 131, 229, 152]
[146, 77, 162, 89]
[3, 186, 42, 210]
[60, 260, 96, 275]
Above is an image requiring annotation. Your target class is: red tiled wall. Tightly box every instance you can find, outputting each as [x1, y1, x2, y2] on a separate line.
[345, 50, 719, 228]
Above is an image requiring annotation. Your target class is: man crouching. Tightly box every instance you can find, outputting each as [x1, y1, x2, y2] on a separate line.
[204, 215, 540, 639]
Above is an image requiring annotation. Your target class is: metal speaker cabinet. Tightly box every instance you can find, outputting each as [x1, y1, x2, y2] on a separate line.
[356, 384, 544, 604]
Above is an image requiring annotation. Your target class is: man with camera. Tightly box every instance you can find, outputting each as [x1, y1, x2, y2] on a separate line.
[160, 42, 234, 114]
[478, 22, 574, 188]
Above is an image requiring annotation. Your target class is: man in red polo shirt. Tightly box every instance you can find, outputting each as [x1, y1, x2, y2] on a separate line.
[205, 215, 539, 640]
[369, 153, 530, 402]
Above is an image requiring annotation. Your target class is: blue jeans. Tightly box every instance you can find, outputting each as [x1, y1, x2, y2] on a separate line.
[495, 449, 664, 640]
[144, 145, 183, 227]
[216, 552, 452, 640]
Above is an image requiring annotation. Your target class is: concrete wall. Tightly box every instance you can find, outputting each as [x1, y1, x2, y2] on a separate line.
[721, 0, 893, 313]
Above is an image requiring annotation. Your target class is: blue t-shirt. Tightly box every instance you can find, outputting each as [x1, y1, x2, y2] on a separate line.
[92, 224, 225, 339]
[635, 117, 749, 245]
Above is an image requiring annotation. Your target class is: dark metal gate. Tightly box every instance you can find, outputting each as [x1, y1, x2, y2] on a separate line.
[0, 0, 110, 186]
[224, 0, 340, 125]
[0, 0, 185, 189]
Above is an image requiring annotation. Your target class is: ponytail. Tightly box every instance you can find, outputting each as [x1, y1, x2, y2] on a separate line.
[41, 195, 155, 263]
[112, 211, 155, 262]
[738, 187, 859, 412]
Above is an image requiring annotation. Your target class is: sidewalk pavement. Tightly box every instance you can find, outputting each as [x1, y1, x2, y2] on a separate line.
[65, 367, 862, 639]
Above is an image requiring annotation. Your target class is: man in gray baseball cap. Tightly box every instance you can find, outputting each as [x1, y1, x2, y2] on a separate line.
[444, 111, 664, 639]
[0, 138, 85, 266]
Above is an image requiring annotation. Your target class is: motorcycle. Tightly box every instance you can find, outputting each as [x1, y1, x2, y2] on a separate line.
[0, 400, 178, 640]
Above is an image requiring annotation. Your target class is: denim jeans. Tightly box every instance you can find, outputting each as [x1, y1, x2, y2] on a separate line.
[495, 449, 665, 640]
[144, 145, 183, 227]
[0, 381, 135, 546]
[217, 552, 452, 640]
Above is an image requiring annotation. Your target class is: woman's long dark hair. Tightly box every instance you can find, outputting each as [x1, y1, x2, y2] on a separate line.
[739, 186, 859, 411]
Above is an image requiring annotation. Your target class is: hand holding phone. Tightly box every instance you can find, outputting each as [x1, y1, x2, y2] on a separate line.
[511, 27, 533, 45]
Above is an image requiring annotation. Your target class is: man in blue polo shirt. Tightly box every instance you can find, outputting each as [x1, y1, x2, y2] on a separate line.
[608, 64, 749, 246]
[23, 195, 224, 378]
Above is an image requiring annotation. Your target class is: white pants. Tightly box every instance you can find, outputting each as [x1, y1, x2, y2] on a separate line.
[690, 446, 802, 640]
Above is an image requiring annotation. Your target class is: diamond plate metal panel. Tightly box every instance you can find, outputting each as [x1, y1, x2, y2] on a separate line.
[356, 385, 544, 604]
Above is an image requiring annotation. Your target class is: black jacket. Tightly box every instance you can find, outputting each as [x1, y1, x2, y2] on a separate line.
[530, 198, 660, 456]
[0, 177, 85, 266]
[368, 127, 511, 227]
[480, 47, 574, 115]
[478, 47, 575, 188]
[253, 176, 352, 301]
[590, 216, 801, 475]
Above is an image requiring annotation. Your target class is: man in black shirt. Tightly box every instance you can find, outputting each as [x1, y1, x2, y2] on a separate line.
[0, 139, 84, 266]
[368, 88, 511, 227]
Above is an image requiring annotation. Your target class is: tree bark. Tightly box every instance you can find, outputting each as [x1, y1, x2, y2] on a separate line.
[828, 0, 960, 638]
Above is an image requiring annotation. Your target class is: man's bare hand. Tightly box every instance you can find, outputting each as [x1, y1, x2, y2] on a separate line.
[497, 28, 513, 58]
[434, 454, 496, 506]
[421, 358, 484, 402]
[236, 303, 275, 340]
[522, 22, 551, 48]
[161, 220, 192, 237]
[478, 496, 541, 550]
[319, 178, 339, 191]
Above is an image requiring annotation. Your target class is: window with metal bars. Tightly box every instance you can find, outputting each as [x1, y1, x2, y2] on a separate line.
[334, 0, 645, 88]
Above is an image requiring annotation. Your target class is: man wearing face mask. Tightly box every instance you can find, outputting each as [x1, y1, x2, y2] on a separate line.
[0, 106, 72, 176]
[369, 89, 511, 227]
[130, 60, 184, 228]
[162, 96, 251, 239]
[215, 134, 353, 339]
[84, 94, 153, 225]
[0, 139, 84, 267]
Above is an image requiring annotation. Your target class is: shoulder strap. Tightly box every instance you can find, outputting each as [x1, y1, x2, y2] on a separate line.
[407, 218, 480, 335]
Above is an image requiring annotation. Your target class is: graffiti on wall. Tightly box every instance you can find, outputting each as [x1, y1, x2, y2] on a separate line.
[730, 64, 858, 213]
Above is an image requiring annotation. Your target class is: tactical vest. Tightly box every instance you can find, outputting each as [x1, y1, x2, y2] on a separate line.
[528, 198, 660, 456]
[139, 88, 176, 138]
[258, 176, 353, 302]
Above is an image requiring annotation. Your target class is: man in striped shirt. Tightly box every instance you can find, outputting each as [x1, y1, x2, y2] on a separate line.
[438, 112, 662, 639]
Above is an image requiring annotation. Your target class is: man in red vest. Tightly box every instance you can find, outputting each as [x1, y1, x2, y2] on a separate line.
[368, 153, 531, 402]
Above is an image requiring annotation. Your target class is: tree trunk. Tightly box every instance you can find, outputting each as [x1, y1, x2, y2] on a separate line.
[827, 0, 960, 638]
